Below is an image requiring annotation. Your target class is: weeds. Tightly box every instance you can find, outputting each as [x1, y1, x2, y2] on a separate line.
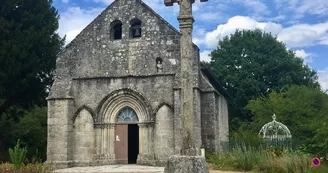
[0, 162, 53, 173]
[207, 142, 328, 173]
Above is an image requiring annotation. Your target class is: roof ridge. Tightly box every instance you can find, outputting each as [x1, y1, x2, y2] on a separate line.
[61, 0, 182, 53]
[138, 0, 181, 35]
[62, 0, 119, 51]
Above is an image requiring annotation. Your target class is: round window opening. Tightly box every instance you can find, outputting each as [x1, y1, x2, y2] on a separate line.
[117, 107, 139, 123]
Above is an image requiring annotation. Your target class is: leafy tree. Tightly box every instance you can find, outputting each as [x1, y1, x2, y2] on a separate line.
[0, 0, 64, 118]
[246, 85, 328, 155]
[13, 107, 47, 161]
[208, 29, 319, 129]
[0, 0, 64, 161]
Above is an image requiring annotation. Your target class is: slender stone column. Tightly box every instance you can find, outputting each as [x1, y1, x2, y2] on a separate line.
[137, 123, 154, 165]
[138, 124, 149, 154]
[178, 0, 197, 156]
[165, 0, 207, 156]
[109, 124, 116, 159]
[164, 0, 209, 172]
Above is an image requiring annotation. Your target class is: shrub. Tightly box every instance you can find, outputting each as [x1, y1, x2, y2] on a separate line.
[8, 140, 27, 169]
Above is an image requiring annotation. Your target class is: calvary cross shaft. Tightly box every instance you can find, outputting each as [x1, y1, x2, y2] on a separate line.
[164, 0, 208, 156]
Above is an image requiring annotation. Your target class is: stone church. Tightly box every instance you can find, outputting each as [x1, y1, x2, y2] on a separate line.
[47, 0, 229, 168]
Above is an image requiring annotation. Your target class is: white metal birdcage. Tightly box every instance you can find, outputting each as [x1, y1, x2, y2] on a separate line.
[259, 114, 292, 147]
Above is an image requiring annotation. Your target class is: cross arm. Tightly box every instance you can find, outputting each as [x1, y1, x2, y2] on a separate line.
[164, 0, 208, 6]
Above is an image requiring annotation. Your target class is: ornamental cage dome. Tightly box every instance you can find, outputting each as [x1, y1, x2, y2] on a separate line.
[259, 114, 292, 147]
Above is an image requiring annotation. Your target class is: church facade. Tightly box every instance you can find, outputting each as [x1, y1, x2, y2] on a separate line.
[47, 0, 229, 168]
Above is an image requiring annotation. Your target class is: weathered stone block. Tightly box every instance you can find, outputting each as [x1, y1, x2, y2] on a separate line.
[164, 155, 209, 173]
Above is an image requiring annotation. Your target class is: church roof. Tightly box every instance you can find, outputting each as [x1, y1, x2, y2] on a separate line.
[201, 67, 232, 101]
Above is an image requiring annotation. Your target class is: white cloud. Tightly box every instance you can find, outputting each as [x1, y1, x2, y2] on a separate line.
[266, 15, 286, 22]
[274, 0, 328, 19]
[278, 22, 328, 47]
[89, 0, 114, 5]
[193, 27, 206, 45]
[204, 16, 283, 48]
[193, 37, 205, 46]
[198, 12, 220, 21]
[238, 0, 270, 16]
[58, 7, 105, 45]
[295, 49, 313, 63]
[318, 68, 328, 91]
[202, 16, 328, 49]
[200, 50, 212, 62]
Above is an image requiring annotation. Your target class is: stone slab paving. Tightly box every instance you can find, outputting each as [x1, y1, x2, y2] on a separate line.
[54, 165, 164, 173]
[54, 165, 248, 173]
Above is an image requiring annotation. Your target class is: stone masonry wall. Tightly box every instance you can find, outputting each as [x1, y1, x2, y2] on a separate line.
[217, 95, 229, 152]
[73, 109, 95, 166]
[71, 75, 175, 118]
[194, 89, 202, 150]
[47, 99, 74, 168]
[55, 0, 181, 79]
[154, 105, 174, 165]
[200, 92, 217, 153]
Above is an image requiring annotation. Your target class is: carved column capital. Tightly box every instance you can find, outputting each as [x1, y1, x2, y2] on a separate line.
[138, 124, 148, 128]
[110, 124, 116, 129]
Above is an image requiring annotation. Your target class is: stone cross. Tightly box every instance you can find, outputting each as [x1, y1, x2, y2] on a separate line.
[165, 0, 208, 156]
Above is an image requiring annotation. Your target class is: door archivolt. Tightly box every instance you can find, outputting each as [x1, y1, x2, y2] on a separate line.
[98, 89, 152, 124]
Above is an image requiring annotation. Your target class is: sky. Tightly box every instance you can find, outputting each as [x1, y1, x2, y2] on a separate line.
[53, 0, 328, 91]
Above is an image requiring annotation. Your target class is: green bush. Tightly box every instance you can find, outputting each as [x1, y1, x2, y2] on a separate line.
[8, 140, 27, 169]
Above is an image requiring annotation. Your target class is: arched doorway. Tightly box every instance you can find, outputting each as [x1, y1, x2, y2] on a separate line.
[97, 89, 154, 165]
[115, 107, 139, 164]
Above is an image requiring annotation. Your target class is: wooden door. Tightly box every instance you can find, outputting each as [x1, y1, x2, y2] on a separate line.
[115, 124, 128, 164]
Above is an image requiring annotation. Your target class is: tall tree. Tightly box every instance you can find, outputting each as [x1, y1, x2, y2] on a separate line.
[0, 0, 64, 118]
[208, 29, 319, 129]
[0, 0, 64, 160]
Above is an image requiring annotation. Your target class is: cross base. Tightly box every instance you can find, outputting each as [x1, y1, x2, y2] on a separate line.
[164, 155, 209, 173]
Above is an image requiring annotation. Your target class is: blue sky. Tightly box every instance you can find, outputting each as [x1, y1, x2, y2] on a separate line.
[53, 0, 328, 91]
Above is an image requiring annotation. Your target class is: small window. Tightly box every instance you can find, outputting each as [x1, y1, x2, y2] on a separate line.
[111, 20, 122, 40]
[130, 18, 142, 38]
[156, 57, 163, 73]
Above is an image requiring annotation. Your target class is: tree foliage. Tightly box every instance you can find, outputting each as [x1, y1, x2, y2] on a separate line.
[0, 0, 63, 161]
[246, 85, 328, 155]
[208, 29, 319, 127]
[0, 0, 64, 119]
[13, 107, 47, 161]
